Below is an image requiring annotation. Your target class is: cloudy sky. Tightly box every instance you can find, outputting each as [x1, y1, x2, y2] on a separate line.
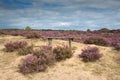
[0, 0, 120, 30]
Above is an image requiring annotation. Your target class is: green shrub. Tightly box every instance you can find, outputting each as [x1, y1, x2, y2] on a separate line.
[53, 45, 73, 61]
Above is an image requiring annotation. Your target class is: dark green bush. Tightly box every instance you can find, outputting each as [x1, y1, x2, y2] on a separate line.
[53, 45, 73, 61]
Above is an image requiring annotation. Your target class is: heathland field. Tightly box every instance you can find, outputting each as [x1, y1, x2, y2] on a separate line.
[0, 34, 120, 80]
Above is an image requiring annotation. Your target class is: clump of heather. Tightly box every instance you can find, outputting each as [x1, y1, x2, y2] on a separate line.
[25, 32, 40, 38]
[19, 54, 47, 74]
[53, 45, 73, 61]
[80, 46, 102, 62]
[4, 41, 28, 52]
[84, 37, 109, 46]
[33, 46, 55, 65]
[18, 46, 34, 55]
[112, 42, 120, 51]
[33, 46, 52, 56]
[19, 46, 55, 74]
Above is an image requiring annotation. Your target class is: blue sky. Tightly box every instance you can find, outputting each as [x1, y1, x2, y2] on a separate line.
[0, 0, 120, 30]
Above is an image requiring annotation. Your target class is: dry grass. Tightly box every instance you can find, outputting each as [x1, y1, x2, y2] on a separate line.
[0, 35, 120, 80]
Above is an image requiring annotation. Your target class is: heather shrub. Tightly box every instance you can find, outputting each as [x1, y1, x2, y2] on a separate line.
[25, 32, 40, 38]
[19, 46, 55, 74]
[19, 54, 47, 74]
[18, 46, 34, 55]
[33, 46, 55, 65]
[53, 45, 73, 61]
[33, 46, 52, 56]
[4, 41, 28, 52]
[80, 46, 102, 62]
[84, 37, 109, 46]
[112, 42, 120, 51]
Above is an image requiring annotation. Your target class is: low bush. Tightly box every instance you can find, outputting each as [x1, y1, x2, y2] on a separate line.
[19, 46, 55, 74]
[84, 37, 109, 46]
[33, 46, 55, 65]
[80, 46, 102, 62]
[53, 45, 73, 61]
[19, 54, 47, 74]
[112, 42, 120, 51]
[25, 32, 40, 38]
[4, 41, 28, 52]
[18, 46, 34, 55]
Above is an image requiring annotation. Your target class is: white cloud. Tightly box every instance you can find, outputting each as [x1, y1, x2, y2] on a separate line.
[58, 22, 71, 26]
[0, 0, 120, 30]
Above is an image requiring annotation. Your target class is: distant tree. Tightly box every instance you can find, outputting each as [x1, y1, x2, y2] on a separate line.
[100, 28, 109, 31]
[25, 26, 31, 30]
[87, 29, 91, 32]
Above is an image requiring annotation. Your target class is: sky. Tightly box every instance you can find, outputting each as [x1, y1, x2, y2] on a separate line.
[0, 0, 120, 30]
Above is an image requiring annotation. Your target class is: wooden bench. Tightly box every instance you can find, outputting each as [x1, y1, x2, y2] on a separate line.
[47, 37, 74, 52]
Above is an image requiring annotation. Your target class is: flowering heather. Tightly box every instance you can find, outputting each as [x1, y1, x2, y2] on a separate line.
[80, 46, 102, 62]
[33, 46, 55, 65]
[25, 32, 41, 38]
[84, 37, 109, 46]
[4, 41, 28, 52]
[53, 45, 73, 61]
[112, 42, 120, 51]
[19, 54, 47, 74]
[0, 29, 120, 48]
[19, 46, 55, 74]
[18, 46, 34, 55]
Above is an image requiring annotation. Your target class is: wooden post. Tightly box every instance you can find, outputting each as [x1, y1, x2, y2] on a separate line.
[47, 37, 74, 53]
[69, 39, 72, 50]
[48, 38, 52, 47]
[48, 38, 53, 53]
[68, 38, 74, 53]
